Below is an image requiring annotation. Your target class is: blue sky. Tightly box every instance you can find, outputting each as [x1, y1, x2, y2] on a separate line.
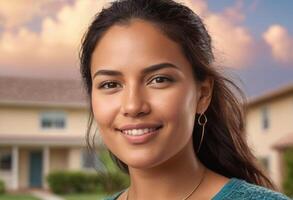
[0, 0, 292, 98]
[206, 0, 293, 97]
[208, 0, 293, 37]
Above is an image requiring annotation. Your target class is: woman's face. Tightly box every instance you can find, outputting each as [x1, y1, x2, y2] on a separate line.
[90, 19, 206, 169]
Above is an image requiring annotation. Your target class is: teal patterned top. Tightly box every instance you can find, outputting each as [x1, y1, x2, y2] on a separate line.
[104, 178, 291, 200]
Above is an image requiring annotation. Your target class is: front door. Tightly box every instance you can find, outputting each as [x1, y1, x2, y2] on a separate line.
[29, 151, 43, 188]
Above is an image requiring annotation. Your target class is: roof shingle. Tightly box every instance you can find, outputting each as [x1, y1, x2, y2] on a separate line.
[0, 76, 88, 107]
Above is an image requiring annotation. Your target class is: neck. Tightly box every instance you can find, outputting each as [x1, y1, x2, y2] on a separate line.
[127, 140, 205, 200]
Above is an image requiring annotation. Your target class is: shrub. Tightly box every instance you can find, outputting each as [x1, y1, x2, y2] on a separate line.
[0, 179, 5, 194]
[283, 148, 293, 197]
[47, 171, 100, 194]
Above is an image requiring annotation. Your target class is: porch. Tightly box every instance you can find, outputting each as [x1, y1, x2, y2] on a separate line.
[0, 135, 91, 190]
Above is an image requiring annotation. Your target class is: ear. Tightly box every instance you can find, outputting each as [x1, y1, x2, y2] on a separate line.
[196, 77, 214, 114]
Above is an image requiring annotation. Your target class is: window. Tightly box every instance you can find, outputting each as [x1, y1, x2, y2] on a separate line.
[40, 112, 66, 129]
[0, 152, 12, 170]
[261, 106, 269, 130]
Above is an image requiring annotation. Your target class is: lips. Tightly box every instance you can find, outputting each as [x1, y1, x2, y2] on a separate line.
[116, 123, 163, 144]
[121, 127, 160, 136]
[118, 123, 163, 131]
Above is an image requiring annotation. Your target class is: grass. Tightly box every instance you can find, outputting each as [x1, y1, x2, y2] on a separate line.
[62, 193, 107, 200]
[0, 194, 40, 200]
[0, 193, 108, 200]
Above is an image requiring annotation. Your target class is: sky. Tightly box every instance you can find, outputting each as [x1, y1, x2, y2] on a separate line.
[0, 0, 292, 98]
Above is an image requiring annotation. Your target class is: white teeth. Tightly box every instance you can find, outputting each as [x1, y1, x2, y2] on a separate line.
[122, 128, 157, 136]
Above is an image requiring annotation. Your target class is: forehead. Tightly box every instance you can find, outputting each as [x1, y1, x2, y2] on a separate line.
[91, 19, 192, 74]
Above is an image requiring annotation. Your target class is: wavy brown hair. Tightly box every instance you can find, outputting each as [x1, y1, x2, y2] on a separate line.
[80, 0, 275, 189]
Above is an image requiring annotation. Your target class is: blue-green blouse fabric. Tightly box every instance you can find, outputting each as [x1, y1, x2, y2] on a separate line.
[104, 178, 291, 200]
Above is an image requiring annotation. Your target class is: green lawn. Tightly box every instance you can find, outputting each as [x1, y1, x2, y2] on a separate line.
[62, 193, 107, 200]
[0, 194, 40, 200]
[0, 193, 108, 200]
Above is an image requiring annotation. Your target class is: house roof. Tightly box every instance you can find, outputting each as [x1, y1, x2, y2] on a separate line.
[272, 133, 293, 150]
[0, 76, 88, 108]
[247, 84, 293, 107]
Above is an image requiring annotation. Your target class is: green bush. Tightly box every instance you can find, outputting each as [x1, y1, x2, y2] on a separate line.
[46, 171, 100, 194]
[46, 170, 129, 195]
[0, 179, 5, 194]
[283, 149, 293, 197]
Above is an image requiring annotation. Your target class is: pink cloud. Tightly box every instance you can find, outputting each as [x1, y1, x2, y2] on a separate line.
[263, 25, 293, 64]
[0, 0, 42, 29]
[0, 0, 73, 29]
[186, 0, 255, 68]
[0, 0, 255, 79]
[0, 0, 111, 78]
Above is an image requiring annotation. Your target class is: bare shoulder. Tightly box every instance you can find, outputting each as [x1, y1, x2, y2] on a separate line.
[206, 169, 230, 190]
[192, 169, 230, 199]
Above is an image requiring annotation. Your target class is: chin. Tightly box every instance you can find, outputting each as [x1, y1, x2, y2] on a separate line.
[128, 161, 158, 170]
[123, 153, 168, 170]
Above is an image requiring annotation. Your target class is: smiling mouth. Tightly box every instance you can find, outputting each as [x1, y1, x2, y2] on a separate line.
[117, 126, 163, 136]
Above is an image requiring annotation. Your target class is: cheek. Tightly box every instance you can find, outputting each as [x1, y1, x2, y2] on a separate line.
[91, 93, 120, 130]
[152, 86, 197, 124]
[153, 86, 197, 152]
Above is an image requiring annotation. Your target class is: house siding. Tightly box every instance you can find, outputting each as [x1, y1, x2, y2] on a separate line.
[0, 106, 88, 137]
[247, 93, 293, 189]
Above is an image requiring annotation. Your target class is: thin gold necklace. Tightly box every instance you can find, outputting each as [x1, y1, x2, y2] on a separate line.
[125, 167, 206, 200]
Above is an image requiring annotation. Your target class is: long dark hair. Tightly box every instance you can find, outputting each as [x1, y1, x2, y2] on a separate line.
[80, 0, 275, 189]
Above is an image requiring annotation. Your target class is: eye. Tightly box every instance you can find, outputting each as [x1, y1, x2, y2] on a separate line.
[149, 76, 173, 85]
[98, 81, 122, 89]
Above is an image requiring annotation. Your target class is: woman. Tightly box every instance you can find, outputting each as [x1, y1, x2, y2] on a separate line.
[80, 0, 290, 199]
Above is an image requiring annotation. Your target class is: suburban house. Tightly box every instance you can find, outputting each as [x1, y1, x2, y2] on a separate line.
[0, 77, 100, 191]
[246, 84, 293, 190]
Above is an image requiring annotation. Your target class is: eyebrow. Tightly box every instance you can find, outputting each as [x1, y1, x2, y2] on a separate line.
[92, 62, 180, 79]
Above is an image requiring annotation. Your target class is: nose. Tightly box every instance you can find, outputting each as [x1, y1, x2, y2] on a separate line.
[121, 86, 150, 118]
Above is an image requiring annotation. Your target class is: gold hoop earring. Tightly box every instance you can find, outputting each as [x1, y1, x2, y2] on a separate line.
[197, 113, 207, 153]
